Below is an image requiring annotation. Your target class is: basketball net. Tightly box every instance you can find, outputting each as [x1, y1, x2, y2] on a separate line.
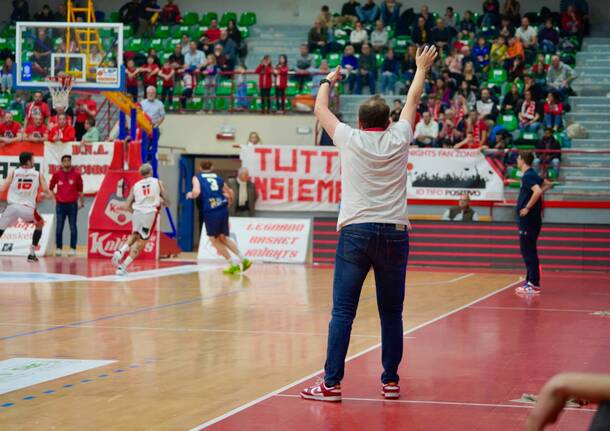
[46, 75, 74, 109]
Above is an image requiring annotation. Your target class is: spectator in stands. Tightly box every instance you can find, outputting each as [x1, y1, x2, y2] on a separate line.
[443, 6, 457, 31]
[119, 0, 141, 33]
[274, 55, 289, 113]
[256, 55, 274, 114]
[158, 59, 175, 108]
[0, 112, 22, 145]
[246, 131, 261, 146]
[296, 44, 313, 92]
[340, 0, 360, 25]
[11, 0, 30, 23]
[506, 35, 525, 69]
[228, 168, 257, 217]
[502, 83, 523, 115]
[317, 5, 333, 31]
[159, 0, 182, 24]
[444, 47, 463, 79]
[476, 88, 498, 121]
[357, 0, 380, 24]
[380, 0, 401, 27]
[523, 73, 544, 101]
[399, 44, 417, 85]
[498, 15, 516, 39]
[141, 86, 165, 127]
[234, 66, 249, 111]
[538, 19, 559, 53]
[458, 80, 477, 111]
[380, 48, 399, 95]
[349, 21, 368, 52]
[442, 194, 480, 221]
[543, 92, 563, 130]
[455, 111, 488, 149]
[515, 17, 537, 63]
[438, 109, 464, 146]
[431, 18, 452, 53]
[205, 19, 221, 43]
[32, 28, 52, 77]
[25, 91, 50, 123]
[534, 127, 562, 178]
[180, 34, 191, 55]
[74, 94, 97, 141]
[137, 0, 160, 37]
[491, 36, 508, 65]
[34, 4, 53, 21]
[81, 117, 100, 143]
[419, 5, 435, 30]
[125, 58, 140, 102]
[411, 16, 429, 45]
[458, 10, 476, 39]
[519, 89, 541, 131]
[547, 55, 575, 99]
[25, 114, 48, 143]
[413, 111, 439, 147]
[147, 48, 161, 66]
[508, 55, 525, 81]
[355, 43, 377, 94]
[49, 113, 75, 143]
[201, 54, 218, 113]
[481, 0, 501, 27]
[48, 105, 71, 131]
[184, 41, 205, 72]
[219, 30, 238, 66]
[390, 99, 402, 122]
[473, 37, 491, 71]
[530, 53, 548, 82]
[501, 0, 521, 26]
[49, 155, 83, 257]
[371, 20, 388, 52]
[169, 44, 185, 72]
[452, 92, 469, 124]
[341, 45, 359, 94]
[462, 61, 479, 92]
[179, 71, 195, 113]
[226, 19, 242, 50]
[1, 58, 14, 93]
[140, 55, 160, 95]
[561, 5, 583, 40]
[312, 60, 331, 96]
[309, 19, 329, 56]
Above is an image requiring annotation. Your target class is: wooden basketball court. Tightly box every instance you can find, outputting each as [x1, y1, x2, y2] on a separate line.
[0, 258, 607, 430]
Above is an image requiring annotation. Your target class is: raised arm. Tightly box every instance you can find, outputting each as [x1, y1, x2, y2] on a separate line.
[314, 66, 343, 139]
[401, 45, 438, 126]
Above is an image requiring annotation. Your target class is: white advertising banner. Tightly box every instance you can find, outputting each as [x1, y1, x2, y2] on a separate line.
[197, 217, 311, 263]
[43, 142, 115, 194]
[241, 146, 504, 211]
[0, 213, 54, 256]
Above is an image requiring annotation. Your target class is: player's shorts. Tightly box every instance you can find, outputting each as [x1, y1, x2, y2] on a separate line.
[203, 207, 229, 237]
[0, 204, 41, 230]
[132, 210, 158, 240]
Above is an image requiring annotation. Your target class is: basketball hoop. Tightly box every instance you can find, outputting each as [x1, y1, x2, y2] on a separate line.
[46, 74, 74, 109]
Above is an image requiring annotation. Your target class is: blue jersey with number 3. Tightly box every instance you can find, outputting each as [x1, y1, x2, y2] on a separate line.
[197, 172, 228, 212]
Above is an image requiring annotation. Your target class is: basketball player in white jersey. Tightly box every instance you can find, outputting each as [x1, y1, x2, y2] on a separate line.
[0, 151, 52, 261]
[112, 163, 168, 275]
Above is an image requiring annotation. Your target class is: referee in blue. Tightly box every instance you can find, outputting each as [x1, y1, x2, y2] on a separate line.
[515, 151, 552, 294]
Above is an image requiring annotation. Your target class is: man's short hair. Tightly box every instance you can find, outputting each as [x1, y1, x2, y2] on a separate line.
[200, 160, 213, 171]
[86, 117, 96, 126]
[61, 154, 72, 162]
[519, 150, 534, 166]
[358, 96, 390, 129]
[139, 163, 153, 176]
[19, 151, 33, 165]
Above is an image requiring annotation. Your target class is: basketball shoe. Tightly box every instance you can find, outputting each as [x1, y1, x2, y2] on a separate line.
[300, 378, 342, 402]
[381, 382, 400, 399]
[515, 281, 541, 294]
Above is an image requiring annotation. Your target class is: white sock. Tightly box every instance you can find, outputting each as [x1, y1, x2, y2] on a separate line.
[122, 256, 134, 268]
[29, 245, 35, 254]
[119, 244, 129, 254]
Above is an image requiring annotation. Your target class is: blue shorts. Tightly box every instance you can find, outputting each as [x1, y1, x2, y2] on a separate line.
[203, 207, 229, 237]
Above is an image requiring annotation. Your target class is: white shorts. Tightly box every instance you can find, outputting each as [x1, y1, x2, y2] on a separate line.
[132, 210, 158, 240]
[0, 204, 41, 230]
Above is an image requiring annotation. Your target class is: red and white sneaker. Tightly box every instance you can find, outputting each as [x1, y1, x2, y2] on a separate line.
[381, 383, 400, 399]
[515, 282, 541, 295]
[300, 379, 342, 402]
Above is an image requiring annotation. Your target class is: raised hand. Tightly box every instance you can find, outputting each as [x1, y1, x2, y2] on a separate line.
[415, 45, 438, 70]
[325, 66, 343, 85]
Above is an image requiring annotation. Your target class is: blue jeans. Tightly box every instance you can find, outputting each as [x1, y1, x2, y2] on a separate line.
[543, 113, 563, 129]
[56, 202, 78, 250]
[534, 157, 561, 177]
[380, 71, 397, 94]
[355, 70, 376, 94]
[540, 40, 556, 53]
[324, 223, 410, 386]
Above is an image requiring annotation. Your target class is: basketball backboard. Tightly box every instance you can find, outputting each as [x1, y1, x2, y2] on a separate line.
[14, 21, 124, 91]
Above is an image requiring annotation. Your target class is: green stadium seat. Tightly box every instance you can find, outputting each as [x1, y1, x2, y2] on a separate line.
[123, 25, 134, 39]
[311, 52, 322, 68]
[167, 38, 181, 51]
[300, 81, 313, 95]
[286, 81, 298, 97]
[201, 12, 219, 26]
[239, 27, 250, 39]
[188, 96, 203, 110]
[154, 25, 171, 38]
[109, 12, 120, 22]
[149, 38, 164, 51]
[498, 113, 518, 132]
[214, 97, 231, 111]
[216, 80, 233, 96]
[220, 12, 238, 27]
[327, 52, 341, 68]
[9, 109, 23, 123]
[0, 95, 12, 109]
[246, 81, 258, 96]
[189, 25, 206, 40]
[194, 81, 205, 97]
[393, 36, 412, 53]
[183, 12, 199, 26]
[172, 25, 190, 38]
[488, 67, 507, 86]
[126, 38, 144, 52]
[238, 12, 257, 27]
[375, 53, 384, 67]
[1, 25, 16, 38]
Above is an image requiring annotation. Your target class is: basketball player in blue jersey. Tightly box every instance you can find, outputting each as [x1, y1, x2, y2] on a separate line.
[186, 160, 252, 274]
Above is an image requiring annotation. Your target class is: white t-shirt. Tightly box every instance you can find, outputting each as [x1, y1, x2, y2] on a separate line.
[516, 26, 537, 47]
[8, 167, 40, 208]
[333, 120, 413, 230]
[414, 120, 439, 142]
[132, 177, 161, 213]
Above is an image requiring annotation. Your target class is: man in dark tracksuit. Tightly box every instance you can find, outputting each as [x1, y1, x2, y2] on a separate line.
[515, 151, 552, 294]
